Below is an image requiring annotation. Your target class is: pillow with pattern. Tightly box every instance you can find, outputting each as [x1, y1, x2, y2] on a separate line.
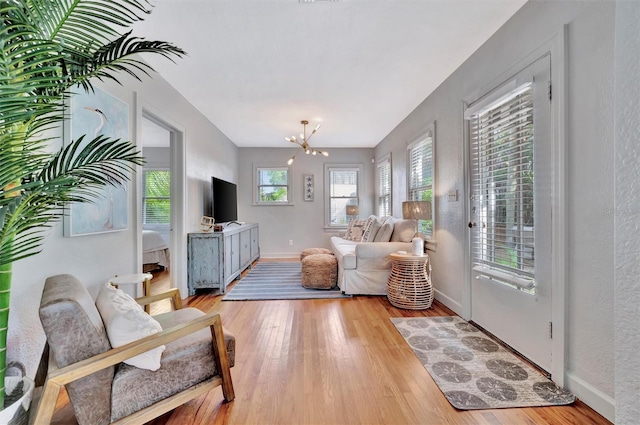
[344, 218, 374, 242]
[362, 215, 382, 242]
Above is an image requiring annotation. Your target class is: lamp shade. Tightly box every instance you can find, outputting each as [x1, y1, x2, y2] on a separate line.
[346, 205, 359, 216]
[402, 201, 431, 220]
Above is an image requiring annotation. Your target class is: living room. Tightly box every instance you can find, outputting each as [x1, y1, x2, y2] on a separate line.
[5, 1, 638, 424]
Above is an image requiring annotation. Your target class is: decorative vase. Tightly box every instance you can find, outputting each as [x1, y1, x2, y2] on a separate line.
[412, 237, 424, 256]
[0, 363, 35, 425]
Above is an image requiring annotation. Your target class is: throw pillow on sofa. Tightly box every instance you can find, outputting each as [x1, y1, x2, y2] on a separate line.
[96, 281, 165, 371]
[344, 217, 374, 242]
[373, 216, 394, 242]
[390, 218, 417, 242]
[362, 215, 382, 242]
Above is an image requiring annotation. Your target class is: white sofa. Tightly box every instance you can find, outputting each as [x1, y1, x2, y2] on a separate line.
[329, 216, 417, 295]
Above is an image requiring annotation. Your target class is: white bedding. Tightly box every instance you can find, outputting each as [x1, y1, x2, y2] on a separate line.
[143, 230, 170, 269]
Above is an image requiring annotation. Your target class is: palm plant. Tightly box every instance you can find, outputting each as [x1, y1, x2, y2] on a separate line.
[0, 0, 185, 407]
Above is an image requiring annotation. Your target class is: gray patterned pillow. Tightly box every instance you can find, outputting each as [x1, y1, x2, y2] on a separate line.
[362, 215, 382, 242]
[344, 218, 373, 242]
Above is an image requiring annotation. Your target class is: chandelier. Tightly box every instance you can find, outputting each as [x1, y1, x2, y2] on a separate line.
[285, 120, 328, 165]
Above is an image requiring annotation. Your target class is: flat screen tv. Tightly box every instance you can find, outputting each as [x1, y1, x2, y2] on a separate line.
[211, 177, 238, 224]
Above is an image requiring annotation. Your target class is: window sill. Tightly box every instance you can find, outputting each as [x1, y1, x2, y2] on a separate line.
[252, 202, 295, 206]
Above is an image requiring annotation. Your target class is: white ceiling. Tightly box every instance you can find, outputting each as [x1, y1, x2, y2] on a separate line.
[135, 0, 527, 149]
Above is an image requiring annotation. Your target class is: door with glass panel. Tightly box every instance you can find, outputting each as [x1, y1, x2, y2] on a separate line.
[467, 55, 552, 371]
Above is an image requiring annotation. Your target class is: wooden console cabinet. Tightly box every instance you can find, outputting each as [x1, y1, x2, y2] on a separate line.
[187, 223, 259, 295]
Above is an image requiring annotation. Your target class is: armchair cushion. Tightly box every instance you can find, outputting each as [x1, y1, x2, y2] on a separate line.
[96, 281, 165, 371]
[110, 307, 235, 421]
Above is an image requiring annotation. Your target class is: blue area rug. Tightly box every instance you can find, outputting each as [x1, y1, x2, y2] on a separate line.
[222, 262, 349, 301]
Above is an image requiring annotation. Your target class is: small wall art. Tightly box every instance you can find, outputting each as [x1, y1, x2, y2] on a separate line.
[64, 87, 130, 237]
[304, 174, 314, 201]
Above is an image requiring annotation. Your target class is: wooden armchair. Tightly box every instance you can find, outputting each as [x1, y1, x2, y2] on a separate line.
[32, 274, 235, 425]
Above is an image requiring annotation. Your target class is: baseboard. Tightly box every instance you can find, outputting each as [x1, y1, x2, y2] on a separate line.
[565, 372, 615, 423]
[260, 252, 299, 259]
[434, 289, 463, 316]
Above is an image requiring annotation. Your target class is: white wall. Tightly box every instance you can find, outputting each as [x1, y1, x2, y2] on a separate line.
[9, 71, 238, 377]
[614, 2, 640, 424]
[375, 1, 615, 420]
[237, 147, 375, 257]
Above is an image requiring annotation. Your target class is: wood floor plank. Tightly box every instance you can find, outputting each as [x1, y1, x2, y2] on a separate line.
[50, 259, 611, 425]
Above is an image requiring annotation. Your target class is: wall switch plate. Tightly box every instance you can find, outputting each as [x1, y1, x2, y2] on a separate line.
[447, 190, 458, 202]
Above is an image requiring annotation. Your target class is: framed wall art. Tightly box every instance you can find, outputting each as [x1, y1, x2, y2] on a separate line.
[304, 174, 314, 201]
[64, 87, 130, 237]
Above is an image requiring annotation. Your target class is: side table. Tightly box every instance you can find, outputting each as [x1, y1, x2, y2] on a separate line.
[109, 273, 153, 313]
[386, 252, 433, 310]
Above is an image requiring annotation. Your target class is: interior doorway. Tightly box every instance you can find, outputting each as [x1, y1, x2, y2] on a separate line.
[138, 105, 186, 297]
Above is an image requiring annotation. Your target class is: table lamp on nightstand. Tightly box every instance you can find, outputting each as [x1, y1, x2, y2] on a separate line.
[402, 201, 432, 255]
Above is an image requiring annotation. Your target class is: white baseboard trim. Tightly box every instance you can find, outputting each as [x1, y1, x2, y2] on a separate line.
[565, 372, 615, 423]
[260, 252, 299, 259]
[434, 289, 463, 316]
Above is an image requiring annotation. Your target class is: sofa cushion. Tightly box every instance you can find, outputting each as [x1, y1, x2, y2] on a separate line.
[344, 218, 373, 241]
[390, 218, 417, 242]
[96, 281, 165, 371]
[373, 217, 394, 242]
[110, 307, 233, 421]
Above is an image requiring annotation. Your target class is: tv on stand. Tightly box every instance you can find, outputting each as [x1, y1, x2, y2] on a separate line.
[210, 177, 241, 226]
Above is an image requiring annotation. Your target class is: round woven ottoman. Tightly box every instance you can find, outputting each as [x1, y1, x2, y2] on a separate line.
[301, 253, 338, 289]
[300, 247, 333, 261]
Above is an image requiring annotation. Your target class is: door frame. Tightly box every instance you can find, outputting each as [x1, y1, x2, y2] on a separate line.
[135, 94, 188, 297]
[462, 27, 568, 385]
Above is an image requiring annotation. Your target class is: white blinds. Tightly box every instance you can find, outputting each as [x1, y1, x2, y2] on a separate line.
[143, 170, 170, 225]
[377, 158, 391, 216]
[408, 140, 432, 196]
[469, 82, 535, 280]
[408, 134, 434, 236]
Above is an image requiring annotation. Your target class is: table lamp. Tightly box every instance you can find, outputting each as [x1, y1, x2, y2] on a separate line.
[402, 201, 432, 255]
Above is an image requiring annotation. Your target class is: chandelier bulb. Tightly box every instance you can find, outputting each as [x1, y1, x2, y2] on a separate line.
[314, 124, 321, 131]
[312, 150, 317, 156]
[305, 149, 310, 154]
[287, 157, 294, 165]
[322, 151, 329, 157]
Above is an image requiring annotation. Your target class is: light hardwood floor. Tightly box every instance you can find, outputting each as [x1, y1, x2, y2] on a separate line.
[51, 260, 611, 425]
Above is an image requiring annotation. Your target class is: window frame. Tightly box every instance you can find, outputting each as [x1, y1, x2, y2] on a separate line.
[376, 153, 392, 217]
[406, 123, 435, 239]
[254, 165, 293, 205]
[324, 163, 363, 229]
[142, 168, 171, 229]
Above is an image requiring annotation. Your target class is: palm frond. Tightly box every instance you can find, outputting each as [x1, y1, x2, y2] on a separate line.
[26, 0, 152, 50]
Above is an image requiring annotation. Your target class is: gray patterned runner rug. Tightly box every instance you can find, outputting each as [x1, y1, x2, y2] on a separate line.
[391, 316, 575, 410]
[222, 262, 349, 301]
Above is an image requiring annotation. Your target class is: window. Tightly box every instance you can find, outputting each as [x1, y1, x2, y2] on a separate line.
[407, 125, 434, 237]
[143, 170, 170, 225]
[256, 166, 291, 204]
[468, 82, 535, 283]
[377, 155, 391, 216]
[325, 164, 362, 227]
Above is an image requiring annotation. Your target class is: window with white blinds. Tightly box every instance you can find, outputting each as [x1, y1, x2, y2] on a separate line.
[143, 170, 170, 225]
[469, 82, 535, 284]
[408, 127, 434, 237]
[377, 155, 391, 217]
[325, 164, 362, 227]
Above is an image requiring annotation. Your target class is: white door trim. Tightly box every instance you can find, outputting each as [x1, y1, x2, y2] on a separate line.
[134, 93, 188, 298]
[462, 27, 567, 385]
